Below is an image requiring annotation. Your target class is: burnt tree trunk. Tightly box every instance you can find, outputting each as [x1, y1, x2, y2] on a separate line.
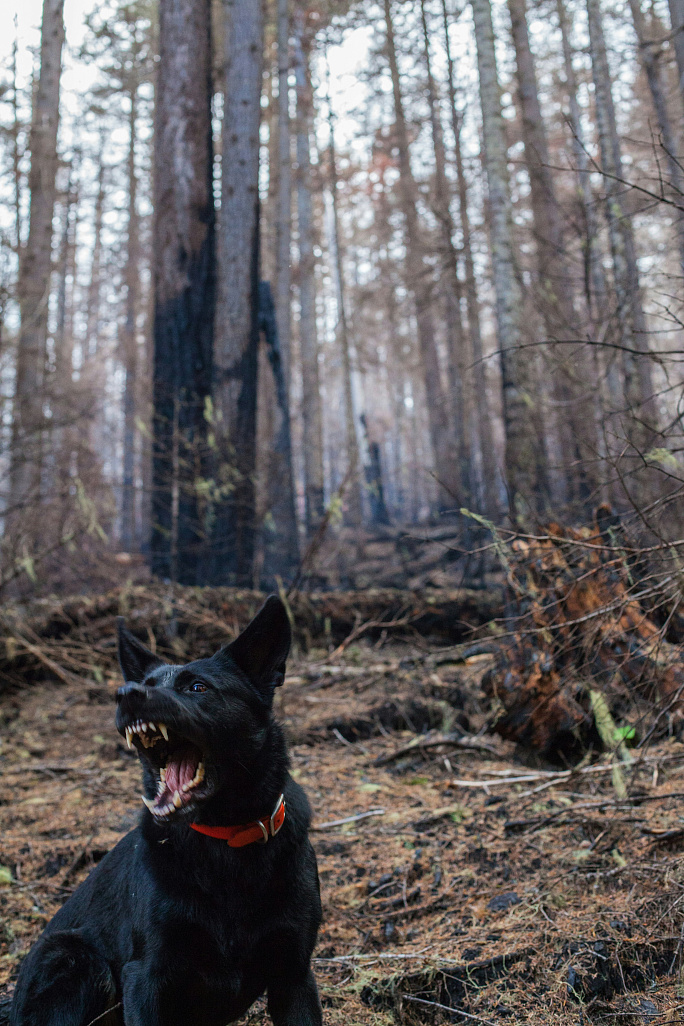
[213, 0, 265, 585]
[151, 0, 215, 584]
[262, 0, 300, 582]
[294, 10, 325, 534]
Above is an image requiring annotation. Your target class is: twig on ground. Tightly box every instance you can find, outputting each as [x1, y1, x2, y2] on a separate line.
[373, 731, 499, 767]
[328, 612, 414, 661]
[402, 994, 499, 1026]
[312, 809, 386, 831]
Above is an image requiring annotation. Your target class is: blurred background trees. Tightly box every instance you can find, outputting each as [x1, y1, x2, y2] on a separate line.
[0, 0, 683, 592]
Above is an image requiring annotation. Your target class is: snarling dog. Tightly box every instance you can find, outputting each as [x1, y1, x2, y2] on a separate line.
[10, 597, 322, 1026]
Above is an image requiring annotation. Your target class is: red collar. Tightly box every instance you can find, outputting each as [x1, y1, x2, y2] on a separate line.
[190, 794, 286, 848]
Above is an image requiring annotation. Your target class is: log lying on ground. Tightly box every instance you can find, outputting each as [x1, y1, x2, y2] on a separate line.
[0, 585, 502, 690]
[483, 511, 684, 757]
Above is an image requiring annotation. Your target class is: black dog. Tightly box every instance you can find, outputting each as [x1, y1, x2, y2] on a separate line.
[10, 597, 322, 1026]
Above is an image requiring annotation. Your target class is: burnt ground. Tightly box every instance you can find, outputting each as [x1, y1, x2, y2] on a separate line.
[1, 640, 684, 1025]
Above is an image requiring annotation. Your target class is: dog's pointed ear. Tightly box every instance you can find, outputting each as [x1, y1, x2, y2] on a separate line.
[117, 618, 164, 683]
[221, 596, 291, 697]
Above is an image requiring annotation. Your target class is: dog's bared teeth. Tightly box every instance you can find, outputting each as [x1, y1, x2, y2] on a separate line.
[159, 723, 169, 741]
[173, 791, 182, 809]
[125, 728, 134, 750]
[159, 766, 166, 782]
[141, 795, 155, 812]
[149, 722, 156, 732]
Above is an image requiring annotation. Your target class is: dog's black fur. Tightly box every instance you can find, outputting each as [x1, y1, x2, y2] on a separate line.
[10, 597, 322, 1026]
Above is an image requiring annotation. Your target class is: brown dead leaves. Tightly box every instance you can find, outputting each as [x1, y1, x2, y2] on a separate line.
[483, 512, 684, 756]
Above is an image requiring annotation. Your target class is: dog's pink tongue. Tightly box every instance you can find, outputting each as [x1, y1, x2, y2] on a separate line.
[165, 751, 199, 795]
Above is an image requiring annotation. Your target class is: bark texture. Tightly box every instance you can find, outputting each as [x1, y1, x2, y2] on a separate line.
[294, 12, 325, 533]
[384, 0, 459, 512]
[441, 0, 499, 518]
[508, 0, 598, 508]
[262, 0, 300, 583]
[627, 0, 684, 276]
[586, 0, 657, 460]
[668, 0, 684, 104]
[121, 88, 140, 551]
[213, 0, 265, 584]
[151, 0, 215, 584]
[327, 80, 364, 526]
[9, 0, 66, 529]
[471, 0, 540, 522]
[420, 0, 470, 510]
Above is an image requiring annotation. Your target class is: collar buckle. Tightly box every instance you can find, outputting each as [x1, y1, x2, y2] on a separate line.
[269, 794, 285, 838]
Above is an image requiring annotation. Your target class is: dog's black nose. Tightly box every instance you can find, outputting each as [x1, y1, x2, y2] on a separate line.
[116, 683, 148, 704]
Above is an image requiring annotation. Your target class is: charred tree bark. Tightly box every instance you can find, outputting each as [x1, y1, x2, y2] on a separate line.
[213, 0, 265, 585]
[151, 0, 215, 584]
[384, 0, 460, 513]
[361, 415, 391, 526]
[441, 0, 499, 519]
[262, 0, 300, 583]
[470, 0, 541, 523]
[9, 0, 65, 532]
[294, 11, 325, 533]
[121, 86, 140, 552]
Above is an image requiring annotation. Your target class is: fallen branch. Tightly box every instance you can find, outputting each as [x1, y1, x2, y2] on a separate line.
[373, 731, 500, 767]
[402, 994, 499, 1026]
[312, 808, 386, 831]
[328, 612, 414, 662]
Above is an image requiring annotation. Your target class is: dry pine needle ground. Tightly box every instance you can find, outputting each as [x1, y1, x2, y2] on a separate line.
[0, 639, 684, 1024]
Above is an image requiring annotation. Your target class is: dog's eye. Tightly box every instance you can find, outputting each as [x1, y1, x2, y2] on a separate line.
[188, 681, 208, 694]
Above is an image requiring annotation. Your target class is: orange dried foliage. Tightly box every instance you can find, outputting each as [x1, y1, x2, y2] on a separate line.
[483, 513, 684, 755]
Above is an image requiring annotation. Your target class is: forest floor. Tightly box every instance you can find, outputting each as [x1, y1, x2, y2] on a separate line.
[1, 635, 684, 1025]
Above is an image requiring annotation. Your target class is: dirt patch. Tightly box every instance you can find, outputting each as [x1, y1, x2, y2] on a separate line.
[0, 637, 683, 1023]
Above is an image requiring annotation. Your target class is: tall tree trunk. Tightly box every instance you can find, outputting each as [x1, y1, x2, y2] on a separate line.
[508, 0, 598, 509]
[294, 11, 325, 533]
[8, 0, 65, 531]
[384, 0, 460, 513]
[419, 0, 471, 509]
[586, 0, 658, 462]
[152, 0, 215, 584]
[213, 0, 264, 585]
[441, 0, 499, 518]
[121, 87, 140, 551]
[81, 138, 106, 479]
[262, 0, 300, 583]
[628, 0, 684, 275]
[555, 0, 608, 323]
[327, 72, 364, 526]
[52, 163, 79, 477]
[10, 34, 23, 257]
[667, 0, 684, 105]
[471, 0, 541, 523]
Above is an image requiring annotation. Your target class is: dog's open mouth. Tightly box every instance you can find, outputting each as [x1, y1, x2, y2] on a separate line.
[123, 721, 209, 820]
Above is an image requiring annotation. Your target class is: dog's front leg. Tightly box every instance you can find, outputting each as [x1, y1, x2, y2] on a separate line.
[121, 961, 164, 1026]
[267, 969, 322, 1026]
